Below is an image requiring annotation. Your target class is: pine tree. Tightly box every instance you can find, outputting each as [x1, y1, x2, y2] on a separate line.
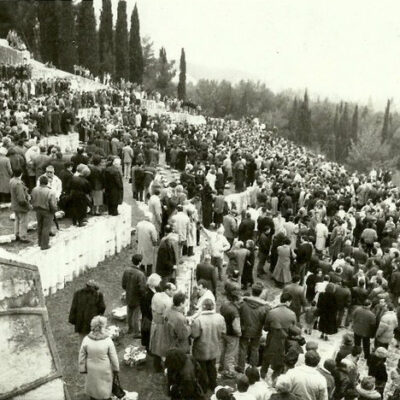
[115, 0, 129, 81]
[288, 97, 298, 139]
[297, 90, 312, 145]
[77, 0, 99, 75]
[129, 3, 144, 84]
[99, 0, 114, 78]
[37, 2, 59, 65]
[338, 102, 351, 162]
[57, 0, 77, 73]
[381, 99, 391, 143]
[156, 47, 176, 96]
[177, 48, 186, 100]
[351, 105, 359, 143]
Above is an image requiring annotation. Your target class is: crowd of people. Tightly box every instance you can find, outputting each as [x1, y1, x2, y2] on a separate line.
[2, 58, 400, 399]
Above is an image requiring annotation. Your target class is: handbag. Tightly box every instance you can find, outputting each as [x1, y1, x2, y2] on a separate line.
[112, 374, 125, 399]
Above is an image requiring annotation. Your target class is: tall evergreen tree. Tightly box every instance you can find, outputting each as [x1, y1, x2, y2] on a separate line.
[37, 2, 59, 65]
[129, 3, 144, 84]
[177, 48, 186, 100]
[57, 0, 77, 73]
[288, 97, 298, 139]
[338, 102, 351, 161]
[77, 0, 99, 75]
[333, 105, 339, 160]
[381, 99, 391, 143]
[115, 0, 129, 81]
[99, 0, 114, 78]
[351, 105, 359, 143]
[296, 90, 312, 145]
[156, 47, 176, 95]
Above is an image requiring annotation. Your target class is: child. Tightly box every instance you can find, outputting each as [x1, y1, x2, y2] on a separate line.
[304, 301, 318, 335]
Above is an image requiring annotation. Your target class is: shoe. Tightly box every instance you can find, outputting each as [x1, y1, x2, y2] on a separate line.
[15, 235, 21, 241]
[49, 232, 56, 237]
[41, 246, 51, 250]
[132, 334, 142, 339]
[19, 238, 32, 244]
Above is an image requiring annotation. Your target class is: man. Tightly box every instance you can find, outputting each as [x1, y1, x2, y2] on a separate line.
[390, 263, 400, 306]
[37, 165, 62, 201]
[285, 350, 328, 400]
[334, 279, 352, 328]
[71, 147, 89, 172]
[237, 282, 269, 373]
[223, 209, 238, 247]
[122, 254, 146, 338]
[122, 142, 134, 180]
[170, 204, 190, 256]
[58, 161, 74, 195]
[68, 280, 106, 342]
[196, 254, 218, 296]
[32, 145, 50, 180]
[31, 175, 57, 250]
[352, 299, 376, 359]
[238, 212, 255, 242]
[193, 279, 216, 319]
[375, 302, 398, 349]
[256, 226, 272, 276]
[164, 292, 190, 353]
[9, 168, 31, 243]
[148, 189, 163, 234]
[136, 212, 158, 276]
[282, 274, 307, 321]
[219, 284, 241, 378]
[156, 225, 177, 285]
[191, 298, 226, 391]
[295, 236, 313, 283]
[261, 292, 296, 380]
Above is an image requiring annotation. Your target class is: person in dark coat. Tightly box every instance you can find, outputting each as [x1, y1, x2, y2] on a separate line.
[270, 232, 287, 273]
[201, 181, 214, 228]
[334, 280, 352, 328]
[165, 348, 206, 400]
[103, 157, 123, 216]
[238, 212, 255, 242]
[156, 225, 177, 285]
[71, 147, 89, 172]
[51, 106, 61, 135]
[69, 164, 91, 226]
[140, 273, 162, 351]
[367, 347, 388, 397]
[68, 280, 106, 340]
[282, 275, 307, 321]
[122, 254, 146, 338]
[305, 269, 323, 302]
[196, 254, 218, 296]
[317, 283, 338, 340]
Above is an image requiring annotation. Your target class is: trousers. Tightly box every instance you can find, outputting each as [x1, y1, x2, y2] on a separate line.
[219, 335, 239, 372]
[36, 209, 53, 249]
[127, 305, 141, 336]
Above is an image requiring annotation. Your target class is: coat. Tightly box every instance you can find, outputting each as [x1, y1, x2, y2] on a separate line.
[240, 296, 269, 338]
[136, 220, 158, 265]
[9, 177, 30, 213]
[0, 154, 12, 193]
[196, 262, 218, 294]
[140, 286, 156, 349]
[122, 266, 146, 307]
[156, 235, 177, 278]
[375, 310, 398, 344]
[238, 218, 255, 242]
[104, 166, 123, 206]
[191, 310, 226, 360]
[79, 333, 119, 400]
[164, 306, 191, 353]
[69, 287, 106, 334]
[150, 292, 172, 357]
[317, 292, 338, 335]
[282, 283, 307, 318]
[352, 306, 377, 338]
[272, 244, 292, 284]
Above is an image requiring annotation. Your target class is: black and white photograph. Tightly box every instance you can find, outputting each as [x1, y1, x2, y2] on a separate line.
[1, 1, 400, 399]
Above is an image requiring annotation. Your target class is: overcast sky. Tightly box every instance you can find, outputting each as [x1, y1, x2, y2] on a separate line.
[93, 0, 400, 109]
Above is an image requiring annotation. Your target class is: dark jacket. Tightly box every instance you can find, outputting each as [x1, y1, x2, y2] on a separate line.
[352, 306, 376, 338]
[220, 300, 241, 337]
[317, 291, 338, 335]
[196, 262, 217, 295]
[68, 286, 106, 333]
[367, 354, 388, 387]
[282, 283, 306, 317]
[239, 296, 269, 338]
[156, 236, 176, 277]
[390, 271, 400, 295]
[104, 165, 123, 205]
[238, 218, 255, 242]
[122, 266, 146, 307]
[351, 286, 369, 306]
[334, 285, 352, 309]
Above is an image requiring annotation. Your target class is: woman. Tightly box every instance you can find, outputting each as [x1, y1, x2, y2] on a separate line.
[305, 268, 324, 302]
[201, 181, 214, 228]
[317, 283, 338, 340]
[104, 157, 123, 216]
[79, 316, 119, 400]
[315, 219, 329, 253]
[150, 282, 175, 372]
[330, 219, 346, 261]
[272, 237, 293, 286]
[165, 348, 206, 400]
[88, 155, 104, 216]
[140, 273, 162, 351]
[69, 163, 91, 226]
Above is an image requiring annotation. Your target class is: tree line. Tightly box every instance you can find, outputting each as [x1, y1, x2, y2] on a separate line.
[1, 0, 186, 99]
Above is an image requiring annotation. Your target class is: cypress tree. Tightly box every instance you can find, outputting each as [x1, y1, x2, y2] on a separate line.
[115, 0, 129, 81]
[288, 97, 298, 139]
[57, 0, 77, 73]
[333, 105, 339, 160]
[129, 3, 144, 84]
[351, 105, 359, 143]
[297, 90, 312, 145]
[177, 48, 186, 100]
[338, 102, 350, 161]
[37, 2, 59, 65]
[77, 0, 99, 75]
[156, 47, 176, 95]
[99, 0, 114, 78]
[381, 99, 391, 143]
